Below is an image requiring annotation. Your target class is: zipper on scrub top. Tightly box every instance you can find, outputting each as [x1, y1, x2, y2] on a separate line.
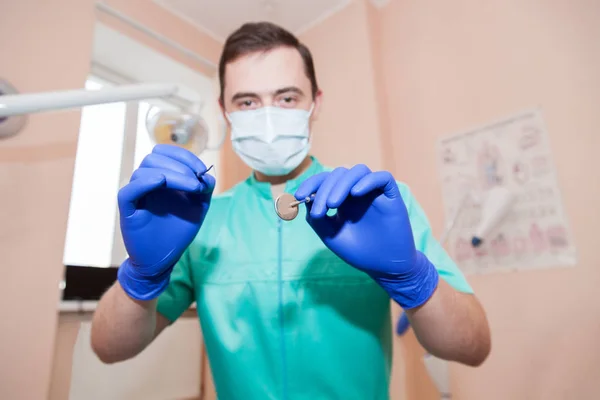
[276, 217, 289, 400]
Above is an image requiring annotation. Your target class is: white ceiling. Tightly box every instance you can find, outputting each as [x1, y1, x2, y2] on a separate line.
[153, 0, 353, 42]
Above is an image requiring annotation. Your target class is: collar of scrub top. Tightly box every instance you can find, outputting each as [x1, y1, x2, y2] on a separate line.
[245, 155, 325, 199]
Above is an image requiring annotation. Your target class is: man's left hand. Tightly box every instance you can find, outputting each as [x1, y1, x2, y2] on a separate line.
[295, 164, 439, 309]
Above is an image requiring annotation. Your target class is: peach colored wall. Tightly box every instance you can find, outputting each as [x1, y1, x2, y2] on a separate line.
[0, 1, 96, 398]
[0, 1, 220, 399]
[376, 1, 600, 399]
[97, 0, 221, 77]
[365, 1, 395, 174]
[306, 0, 600, 399]
[300, 0, 384, 171]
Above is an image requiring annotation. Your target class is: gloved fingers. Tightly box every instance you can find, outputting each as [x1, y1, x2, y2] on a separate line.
[140, 153, 197, 178]
[295, 171, 329, 200]
[350, 171, 400, 199]
[305, 207, 338, 239]
[297, 171, 341, 237]
[310, 167, 348, 218]
[326, 164, 371, 209]
[131, 167, 206, 193]
[152, 144, 209, 176]
[118, 172, 166, 217]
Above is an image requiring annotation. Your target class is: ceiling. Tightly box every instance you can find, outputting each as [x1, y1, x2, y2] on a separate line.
[153, 0, 353, 42]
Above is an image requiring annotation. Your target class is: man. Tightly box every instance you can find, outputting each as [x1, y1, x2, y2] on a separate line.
[91, 22, 491, 399]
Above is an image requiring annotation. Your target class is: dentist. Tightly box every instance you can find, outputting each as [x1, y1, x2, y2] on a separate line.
[91, 21, 491, 400]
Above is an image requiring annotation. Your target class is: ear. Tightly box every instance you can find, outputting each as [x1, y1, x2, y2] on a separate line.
[218, 97, 231, 128]
[310, 89, 324, 122]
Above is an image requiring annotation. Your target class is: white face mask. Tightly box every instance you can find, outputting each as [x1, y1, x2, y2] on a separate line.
[226, 105, 314, 176]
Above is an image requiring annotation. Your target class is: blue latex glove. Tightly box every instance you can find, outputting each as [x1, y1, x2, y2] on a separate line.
[295, 165, 439, 309]
[117, 144, 215, 301]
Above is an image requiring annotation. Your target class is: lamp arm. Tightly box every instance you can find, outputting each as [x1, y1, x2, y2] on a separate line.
[0, 83, 179, 118]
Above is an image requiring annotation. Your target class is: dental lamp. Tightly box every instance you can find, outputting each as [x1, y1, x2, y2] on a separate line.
[0, 78, 220, 154]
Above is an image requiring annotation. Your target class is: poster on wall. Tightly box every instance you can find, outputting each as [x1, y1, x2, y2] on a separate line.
[437, 109, 577, 275]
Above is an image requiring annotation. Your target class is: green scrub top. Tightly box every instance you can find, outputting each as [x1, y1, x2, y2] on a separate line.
[157, 156, 473, 400]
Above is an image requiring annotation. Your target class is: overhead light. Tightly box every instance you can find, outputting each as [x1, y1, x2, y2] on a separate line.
[0, 80, 225, 154]
[145, 105, 225, 155]
[146, 109, 208, 154]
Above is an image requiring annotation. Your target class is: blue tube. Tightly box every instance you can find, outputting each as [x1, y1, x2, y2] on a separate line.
[395, 312, 411, 336]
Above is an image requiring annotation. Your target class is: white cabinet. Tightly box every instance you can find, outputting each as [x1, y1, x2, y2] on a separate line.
[69, 318, 202, 400]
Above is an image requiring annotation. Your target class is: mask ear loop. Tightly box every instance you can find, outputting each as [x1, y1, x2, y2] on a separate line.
[305, 103, 315, 146]
[205, 116, 227, 151]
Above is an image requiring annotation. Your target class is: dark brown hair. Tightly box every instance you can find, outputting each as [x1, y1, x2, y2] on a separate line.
[218, 22, 319, 103]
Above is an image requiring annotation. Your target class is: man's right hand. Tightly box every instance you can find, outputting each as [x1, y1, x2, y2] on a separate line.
[116, 144, 215, 301]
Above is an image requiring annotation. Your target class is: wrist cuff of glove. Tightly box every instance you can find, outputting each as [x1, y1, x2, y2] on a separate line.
[371, 251, 439, 310]
[117, 258, 173, 301]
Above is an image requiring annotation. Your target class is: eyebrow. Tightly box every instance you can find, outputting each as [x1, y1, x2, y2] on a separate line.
[230, 86, 305, 102]
[274, 86, 304, 96]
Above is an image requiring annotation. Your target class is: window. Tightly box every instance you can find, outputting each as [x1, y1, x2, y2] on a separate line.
[63, 75, 215, 269]
[63, 76, 127, 268]
[63, 22, 221, 276]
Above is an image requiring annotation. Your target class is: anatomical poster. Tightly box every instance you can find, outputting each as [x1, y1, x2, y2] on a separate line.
[437, 110, 577, 275]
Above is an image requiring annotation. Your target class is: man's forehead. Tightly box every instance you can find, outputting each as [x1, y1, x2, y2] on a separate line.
[224, 47, 309, 95]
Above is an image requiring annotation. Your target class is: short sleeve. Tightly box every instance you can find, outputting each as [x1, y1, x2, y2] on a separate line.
[398, 182, 474, 294]
[156, 249, 195, 323]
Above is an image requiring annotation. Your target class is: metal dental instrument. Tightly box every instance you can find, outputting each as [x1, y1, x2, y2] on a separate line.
[197, 164, 214, 178]
[289, 193, 315, 207]
[275, 193, 315, 221]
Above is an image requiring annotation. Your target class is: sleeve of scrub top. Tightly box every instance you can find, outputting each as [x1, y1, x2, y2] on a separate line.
[156, 249, 195, 323]
[398, 182, 474, 294]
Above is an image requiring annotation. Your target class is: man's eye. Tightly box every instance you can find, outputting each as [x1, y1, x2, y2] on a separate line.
[238, 100, 257, 109]
[278, 96, 297, 107]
